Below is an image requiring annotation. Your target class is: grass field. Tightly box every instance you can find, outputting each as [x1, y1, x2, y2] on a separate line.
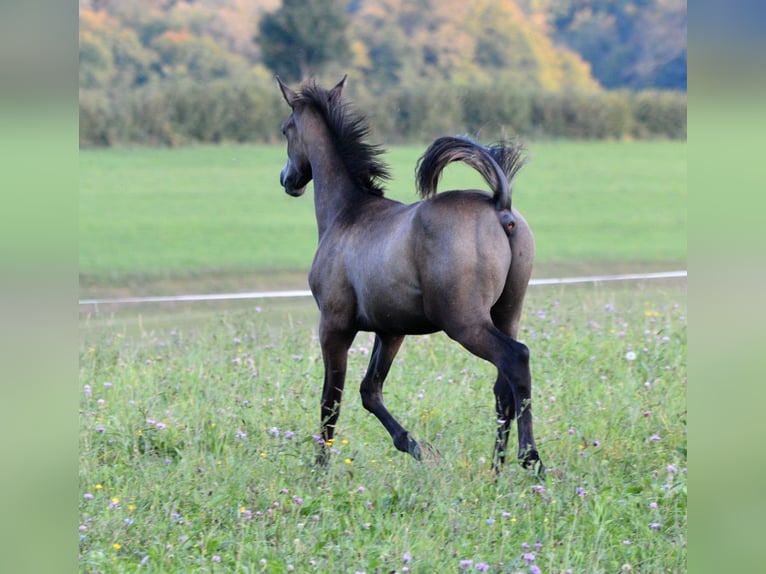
[79, 139, 686, 572]
[79, 282, 686, 573]
[79, 141, 686, 296]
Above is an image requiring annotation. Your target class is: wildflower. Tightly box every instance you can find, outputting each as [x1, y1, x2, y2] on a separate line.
[292, 495, 304, 505]
[96, 426, 105, 433]
[235, 430, 247, 440]
[576, 487, 587, 498]
[522, 552, 536, 562]
[344, 458, 353, 465]
[109, 497, 120, 509]
[269, 427, 280, 437]
[83, 384, 92, 398]
[475, 563, 490, 571]
[649, 522, 661, 530]
[95, 484, 103, 490]
[284, 430, 295, 440]
[649, 501, 658, 509]
[113, 543, 122, 550]
[530, 566, 541, 574]
[521, 542, 530, 550]
[531, 485, 545, 495]
[487, 518, 496, 525]
[534, 542, 542, 550]
[403, 552, 412, 563]
[124, 518, 134, 526]
[311, 434, 324, 446]
[356, 486, 366, 493]
[83, 493, 94, 500]
[501, 511, 512, 518]
[667, 464, 678, 473]
[643, 410, 652, 417]
[240, 507, 253, 521]
[155, 422, 166, 430]
[592, 440, 601, 447]
[567, 427, 574, 435]
[212, 555, 221, 563]
[459, 559, 473, 569]
[341, 438, 349, 445]
[79, 525, 87, 533]
[649, 434, 662, 442]
[625, 351, 637, 361]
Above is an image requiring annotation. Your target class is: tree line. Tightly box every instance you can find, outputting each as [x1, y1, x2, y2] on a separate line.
[79, 0, 686, 146]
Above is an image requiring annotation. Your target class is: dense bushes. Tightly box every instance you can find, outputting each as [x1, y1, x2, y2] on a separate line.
[79, 81, 686, 147]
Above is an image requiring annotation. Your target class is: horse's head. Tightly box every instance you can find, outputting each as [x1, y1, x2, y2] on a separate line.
[276, 75, 347, 197]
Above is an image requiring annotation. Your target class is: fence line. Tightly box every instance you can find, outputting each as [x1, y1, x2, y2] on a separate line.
[79, 270, 686, 307]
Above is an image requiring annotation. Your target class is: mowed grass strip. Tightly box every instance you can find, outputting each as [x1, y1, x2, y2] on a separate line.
[79, 284, 686, 572]
[79, 141, 686, 290]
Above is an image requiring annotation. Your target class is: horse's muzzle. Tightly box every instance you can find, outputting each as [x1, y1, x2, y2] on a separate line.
[280, 165, 308, 197]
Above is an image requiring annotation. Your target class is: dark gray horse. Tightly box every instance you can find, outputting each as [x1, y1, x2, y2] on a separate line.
[277, 76, 541, 473]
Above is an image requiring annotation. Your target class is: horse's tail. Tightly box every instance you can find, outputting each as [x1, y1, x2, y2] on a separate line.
[415, 136, 526, 233]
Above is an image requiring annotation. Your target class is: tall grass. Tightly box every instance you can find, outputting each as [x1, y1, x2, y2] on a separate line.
[79, 284, 686, 572]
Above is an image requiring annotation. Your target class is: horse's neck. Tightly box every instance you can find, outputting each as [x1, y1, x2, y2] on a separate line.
[307, 138, 358, 239]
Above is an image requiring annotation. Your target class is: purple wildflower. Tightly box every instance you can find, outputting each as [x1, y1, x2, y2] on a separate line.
[649, 522, 661, 530]
[212, 555, 221, 563]
[292, 495, 304, 506]
[283, 430, 295, 440]
[269, 427, 280, 437]
[649, 434, 662, 442]
[576, 487, 587, 498]
[459, 559, 473, 569]
[235, 430, 247, 440]
[522, 552, 536, 562]
[521, 542, 530, 550]
[83, 493, 94, 500]
[403, 552, 412, 563]
[486, 517, 496, 525]
[592, 440, 601, 447]
[475, 563, 490, 571]
[530, 566, 541, 574]
[649, 501, 658, 509]
[666, 464, 678, 473]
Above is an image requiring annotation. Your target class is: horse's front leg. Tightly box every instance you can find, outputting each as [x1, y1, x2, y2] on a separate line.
[358, 334, 420, 458]
[316, 327, 355, 465]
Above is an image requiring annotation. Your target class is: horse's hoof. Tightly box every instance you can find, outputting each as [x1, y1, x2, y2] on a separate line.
[520, 448, 542, 472]
[407, 437, 422, 461]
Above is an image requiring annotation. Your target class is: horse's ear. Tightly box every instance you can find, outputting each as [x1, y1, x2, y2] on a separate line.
[276, 76, 298, 107]
[328, 75, 348, 102]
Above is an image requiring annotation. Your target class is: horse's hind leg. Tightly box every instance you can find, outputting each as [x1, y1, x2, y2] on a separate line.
[493, 377, 514, 472]
[449, 322, 541, 472]
[359, 334, 423, 460]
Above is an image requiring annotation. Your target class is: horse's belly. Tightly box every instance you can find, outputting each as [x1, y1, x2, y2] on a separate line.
[355, 288, 437, 335]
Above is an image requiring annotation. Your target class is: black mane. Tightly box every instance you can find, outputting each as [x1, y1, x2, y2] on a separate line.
[296, 82, 390, 196]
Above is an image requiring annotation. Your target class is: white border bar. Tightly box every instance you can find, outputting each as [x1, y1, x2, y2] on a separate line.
[79, 270, 686, 307]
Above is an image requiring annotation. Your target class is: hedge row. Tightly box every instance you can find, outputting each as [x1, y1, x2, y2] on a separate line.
[80, 81, 685, 147]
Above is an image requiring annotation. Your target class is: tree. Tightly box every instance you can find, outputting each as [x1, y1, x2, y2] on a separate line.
[256, 0, 351, 82]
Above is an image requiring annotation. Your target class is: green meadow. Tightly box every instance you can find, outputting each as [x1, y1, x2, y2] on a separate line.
[79, 141, 686, 296]
[79, 141, 686, 572]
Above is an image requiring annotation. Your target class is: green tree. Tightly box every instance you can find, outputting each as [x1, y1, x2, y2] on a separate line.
[256, 0, 351, 82]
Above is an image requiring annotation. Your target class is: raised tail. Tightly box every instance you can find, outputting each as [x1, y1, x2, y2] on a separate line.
[415, 136, 527, 218]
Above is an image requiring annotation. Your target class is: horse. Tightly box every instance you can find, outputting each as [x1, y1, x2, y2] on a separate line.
[276, 75, 542, 474]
